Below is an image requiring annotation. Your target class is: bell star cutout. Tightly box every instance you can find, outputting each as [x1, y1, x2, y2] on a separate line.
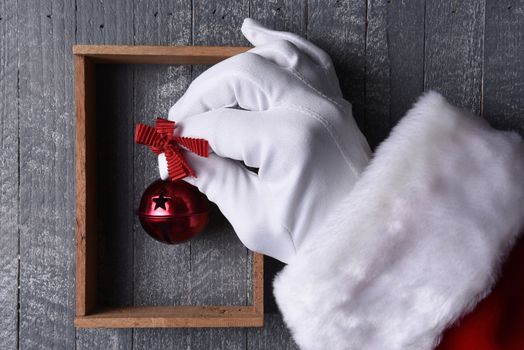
[152, 193, 170, 210]
[135, 118, 209, 181]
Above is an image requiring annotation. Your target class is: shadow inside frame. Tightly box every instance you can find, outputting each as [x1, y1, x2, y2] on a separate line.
[93, 63, 282, 313]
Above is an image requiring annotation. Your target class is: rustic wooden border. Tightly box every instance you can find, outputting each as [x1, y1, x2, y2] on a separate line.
[74, 45, 264, 328]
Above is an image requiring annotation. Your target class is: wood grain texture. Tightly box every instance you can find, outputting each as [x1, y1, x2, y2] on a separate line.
[0, 0, 19, 349]
[75, 1, 135, 349]
[252, 253, 264, 316]
[17, 0, 76, 349]
[75, 329, 131, 350]
[193, 0, 250, 46]
[483, 0, 524, 134]
[75, 305, 264, 328]
[9, 1, 524, 350]
[76, 0, 133, 45]
[248, 314, 298, 350]
[132, 1, 193, 348]
[72, 45, 250, 64]
[424, 0, 485, 114]
[249, 0, 307, 36]
[307, 0, 367, 129]
[365, 0, 425, 148]
[74, 55, 97, 318]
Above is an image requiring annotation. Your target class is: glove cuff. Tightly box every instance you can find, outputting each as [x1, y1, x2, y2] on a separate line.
[273, 91, 524, 350]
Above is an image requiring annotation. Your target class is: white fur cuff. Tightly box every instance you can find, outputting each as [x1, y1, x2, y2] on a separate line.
[273, 92, 524, 350]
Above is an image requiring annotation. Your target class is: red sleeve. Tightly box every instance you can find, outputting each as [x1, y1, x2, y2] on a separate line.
[438, 234, 524, 350]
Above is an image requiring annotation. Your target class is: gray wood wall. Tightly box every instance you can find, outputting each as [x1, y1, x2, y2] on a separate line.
[1, 0, 523, 349]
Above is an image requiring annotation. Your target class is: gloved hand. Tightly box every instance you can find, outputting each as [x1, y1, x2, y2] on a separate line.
[158, 18, 371, 263]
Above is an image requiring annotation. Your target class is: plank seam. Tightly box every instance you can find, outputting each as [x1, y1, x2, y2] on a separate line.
[73, 2, 78, 349]
[16, 0, 21, 348]
[422, 0, 427, 90]
[131, 3, 136, 349]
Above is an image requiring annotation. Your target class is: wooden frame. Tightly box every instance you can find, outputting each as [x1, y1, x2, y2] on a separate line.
[74, 45, 264, 328]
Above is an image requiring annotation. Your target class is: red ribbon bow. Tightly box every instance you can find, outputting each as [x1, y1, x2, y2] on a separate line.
[135, 118, 209, 181]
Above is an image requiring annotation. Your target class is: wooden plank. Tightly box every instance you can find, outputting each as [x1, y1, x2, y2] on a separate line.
[75, 1, 134, 349]
[307, 0, 367, 129]
[252, 253, 264, 315]
[193, 0, 250, 46]
[424, 0, 485, 114]
[75, 0, 133, 45]
[75, 305, 263, 328]
[249, 0, 306, 35]
[191, 1, 250, 348]
[483, 0, 524, 134]
[365, 0, 425, 148]
[17, 0, 76, 349]
[0, 0, 19, 349]
[132, 1, 193, 348]
[75, 329, 130, 350]
[75, 252, 262, 329]
[74, 55, 97, 317]
[248, 314, 298, 350]
[73, 45, 250, 64]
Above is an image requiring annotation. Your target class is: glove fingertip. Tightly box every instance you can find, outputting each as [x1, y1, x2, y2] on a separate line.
[158, 153, 169, 180]
[241, 18, 259, 32]
[167, 103, 180, 122]
[241, 18, 263, 44]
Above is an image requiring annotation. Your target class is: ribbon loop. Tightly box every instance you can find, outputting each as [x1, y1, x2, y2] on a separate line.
[135, 118, 209, 181]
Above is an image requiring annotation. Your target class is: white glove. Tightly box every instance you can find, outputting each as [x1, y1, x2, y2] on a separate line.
[158, 18, 371, 263]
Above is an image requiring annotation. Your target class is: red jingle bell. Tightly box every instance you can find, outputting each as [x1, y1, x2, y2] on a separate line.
[137, 179, 209, 244]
